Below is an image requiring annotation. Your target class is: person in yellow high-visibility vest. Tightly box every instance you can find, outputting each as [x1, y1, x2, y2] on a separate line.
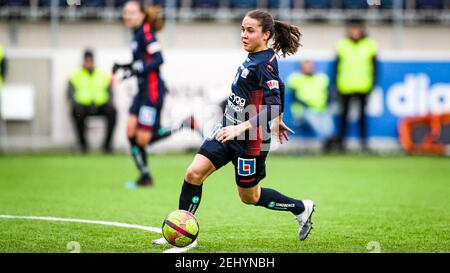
[67, 49, 117, 153]
[334, 19, 377, 152]
[287, 60, 336, 152]
[0, 44, 7, 90]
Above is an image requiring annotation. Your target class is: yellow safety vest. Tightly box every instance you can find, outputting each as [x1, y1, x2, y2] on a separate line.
[336, 37, 377, 94]
[287, 72, 329, 116]
[0, 45, 4, 89]
[70, 68, 111, 106]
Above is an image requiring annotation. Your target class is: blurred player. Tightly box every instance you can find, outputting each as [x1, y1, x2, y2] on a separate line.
[120, 1, 202, 188]
[154, 9, 315, 246]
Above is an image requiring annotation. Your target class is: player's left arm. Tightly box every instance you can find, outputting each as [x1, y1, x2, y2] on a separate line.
[270, 81, 295, 144]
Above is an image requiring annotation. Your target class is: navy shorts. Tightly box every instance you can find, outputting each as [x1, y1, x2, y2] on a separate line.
[198, 137, 268, 189]
[129, 94, 162, 132]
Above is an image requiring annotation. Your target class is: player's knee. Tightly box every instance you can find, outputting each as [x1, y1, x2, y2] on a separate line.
[239, 192, 259, 205]
[136, 131, 152, 146]
[185, 167, 205, 185]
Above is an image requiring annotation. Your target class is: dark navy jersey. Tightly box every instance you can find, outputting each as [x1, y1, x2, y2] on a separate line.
[222, 48, 285, 156]
[131, 22, 166, 104]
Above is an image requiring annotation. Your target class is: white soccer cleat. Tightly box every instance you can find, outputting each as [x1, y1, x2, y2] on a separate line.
[295, 200, 316, 241]
[151, 237, 169, 245]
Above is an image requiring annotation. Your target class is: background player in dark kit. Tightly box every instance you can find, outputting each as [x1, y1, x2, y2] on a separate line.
[121, 1, 201, 187]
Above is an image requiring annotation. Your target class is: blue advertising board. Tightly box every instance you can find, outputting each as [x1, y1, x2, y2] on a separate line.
[278, 59, 450, 139]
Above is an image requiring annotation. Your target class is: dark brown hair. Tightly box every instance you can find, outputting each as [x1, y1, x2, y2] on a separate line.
[246, 9, 301, 57]
[129, 1, 164, 31]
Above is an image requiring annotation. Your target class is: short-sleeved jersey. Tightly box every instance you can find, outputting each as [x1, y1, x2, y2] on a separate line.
[223, 48, 285, 156]
[131, 22, 165, 102]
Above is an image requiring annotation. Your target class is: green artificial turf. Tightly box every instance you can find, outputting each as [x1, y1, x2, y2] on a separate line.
[0, 153, 449, 253]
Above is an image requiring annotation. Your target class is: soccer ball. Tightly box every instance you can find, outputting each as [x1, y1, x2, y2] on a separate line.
[162, 209, 199, 247]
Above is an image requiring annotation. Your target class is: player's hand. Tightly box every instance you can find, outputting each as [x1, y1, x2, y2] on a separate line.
[112, 63, 120, 73]
[216, 124, 247, 143]
[131, 61, 144, 75]
[271, 119, 295, 144]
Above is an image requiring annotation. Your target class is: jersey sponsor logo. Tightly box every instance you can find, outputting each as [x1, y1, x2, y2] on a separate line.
[240, 68, 250, 79]
[138, 106, 156, 126]
[266, 80, 279, 90]
[227, 93, 247, 113]
[229, 93, 246, 107]
[147, 42, 161, 55]
[237, 158, 256, 176]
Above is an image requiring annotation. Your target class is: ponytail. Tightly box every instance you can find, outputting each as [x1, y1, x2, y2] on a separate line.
[272, 20, 301, 57]
[146, 5, 165, 32]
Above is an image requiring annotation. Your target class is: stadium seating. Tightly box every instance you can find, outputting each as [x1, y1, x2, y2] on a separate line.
[305, 0, 332, 9]
[153, 0, 182, 7]
[83, 0, 107, 7]
[38, 0, 68, 7]
[379, 0, 411, 9]
[114, 0, 182, 8]
[114, 0, 128, 7]
[192, 0, 220, 8]
[416, 0, 443, 9]
[267, 0, 294, 9]
[342, 0, 368, 9]
[0, 0, 448, 21]
[380, 0, 393, 9]
[3, 0, 30, 6]
[230, 0, 257, 9]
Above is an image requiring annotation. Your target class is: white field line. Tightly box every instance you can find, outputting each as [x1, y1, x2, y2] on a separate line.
[0, 215, 196, 253]
[0, 215, 161, 234]
[163, 239, 198, 253]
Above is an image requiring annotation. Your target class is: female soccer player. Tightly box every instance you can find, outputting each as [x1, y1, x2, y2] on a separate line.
[122, 1, 201, 187]
[156, 10, 315, 245]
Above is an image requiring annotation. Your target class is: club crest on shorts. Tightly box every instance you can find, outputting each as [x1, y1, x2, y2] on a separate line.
[139, 106, 156, 126]
[238, 158, 256, 176]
